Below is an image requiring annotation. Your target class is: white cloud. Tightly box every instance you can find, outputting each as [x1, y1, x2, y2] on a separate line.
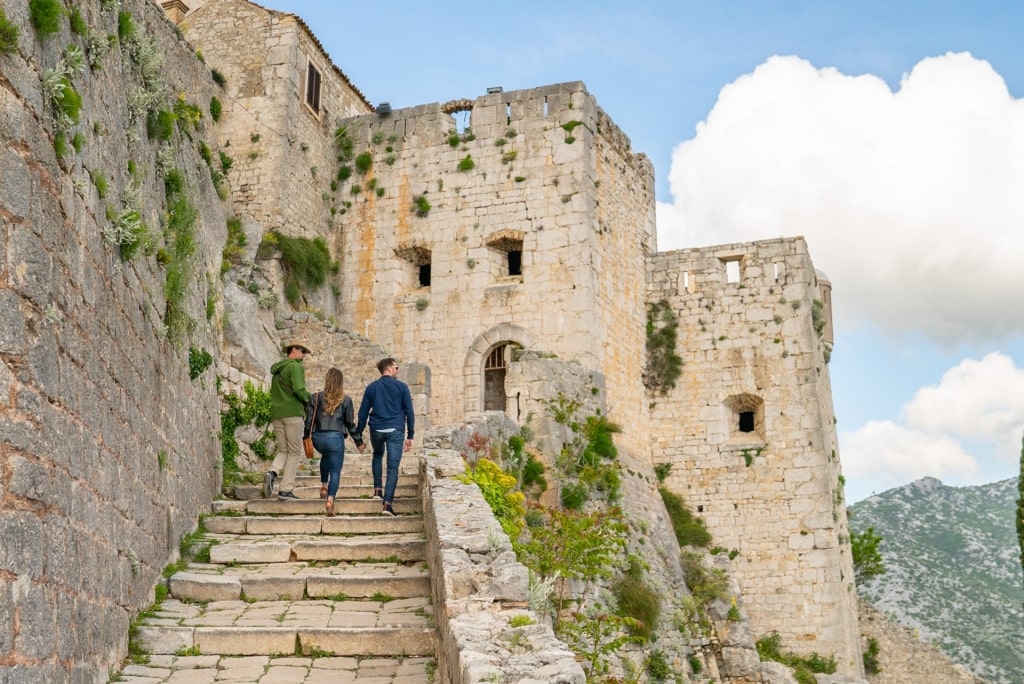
[657, 53, 1024, 344]
[901, 352, 1024, 460]
[841, 420, 980, 494]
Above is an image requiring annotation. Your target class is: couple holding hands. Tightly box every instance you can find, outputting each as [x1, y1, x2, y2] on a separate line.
[266, 342, 414, 518]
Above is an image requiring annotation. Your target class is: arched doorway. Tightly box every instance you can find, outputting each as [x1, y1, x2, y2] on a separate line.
[483, 343, 509, 411]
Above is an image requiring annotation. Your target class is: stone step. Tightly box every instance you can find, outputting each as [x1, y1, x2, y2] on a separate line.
[205, 514, 425, 536]
[134, 598, 435, 657]
[116, 654, 432, 683]
[233, 481, 420, 501]
[213, 497, 421, 516]
[169, 561, 431, 602]
[205, 533, 427, 564]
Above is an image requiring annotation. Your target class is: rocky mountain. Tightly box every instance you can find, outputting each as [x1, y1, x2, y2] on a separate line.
[848, 476, 1023, 684]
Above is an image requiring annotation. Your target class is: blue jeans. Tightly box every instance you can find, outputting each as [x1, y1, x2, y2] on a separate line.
[370, 429, 404, 503]
[312, 431, 345, 498]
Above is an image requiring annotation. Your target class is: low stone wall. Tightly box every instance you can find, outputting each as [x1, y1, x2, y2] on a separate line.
[419, 449, 584, 684]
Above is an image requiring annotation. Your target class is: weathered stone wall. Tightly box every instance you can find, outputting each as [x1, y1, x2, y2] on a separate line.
[329, 82, 655, 447]
[181, 0, 372, 245]
[0, 1, 226, 681]
[645, 238, 861, 675]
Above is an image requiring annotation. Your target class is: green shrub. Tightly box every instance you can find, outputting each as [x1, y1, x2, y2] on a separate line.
[117, 11, 135, 42]
[163, 168, 184, 197]
[413, 194, 430, 217]
[354, 151, 372, 174]
[29, 0, 62, 38]
[265, 230, 334, 306]
[645, 299, 683, 394]
[210, 68, 225, 87]
[220, 380, 272, 478]
[92, 170, 108, 198]
[863, 636, 881, 674]
[458, 458, 526, 541]
[68, 6, 87, 35]
[147, 108, 176, 141]
[756, 632, 836, 684]
[851, 525, 885, 582]
[0, 8, 21, 54]
[209, 96, 221, 122]
[188, 347, 213, 380]
[660, 486, 711, 547]
[457, 155, 474, 172]
[613, 558, 660, 642]
[645, 650, 671, 682]
[560, 482, 587, 510]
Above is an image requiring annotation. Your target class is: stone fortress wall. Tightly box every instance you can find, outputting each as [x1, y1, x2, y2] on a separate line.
[646, 239, 859, 670]
[0, 0, 227, 680]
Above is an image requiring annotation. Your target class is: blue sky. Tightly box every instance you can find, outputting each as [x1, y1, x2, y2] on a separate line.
[256, 1, 1024, 502]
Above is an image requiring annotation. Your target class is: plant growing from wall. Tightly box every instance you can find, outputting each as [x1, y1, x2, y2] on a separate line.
[862, 636, 881, 675]
[354, 151, 372, 174]
[660, 487, 711, 547]
[613, 557, 660, 642]
[211, 68, 225, 87]
[68, 5, 88, 35]
[413, 194, 431, 217]
[29, 0, 62, 39]
[458, 458, 525, 541]
[188, 347, 213, 380]
[755, 632, 836, 684]
[457, 155, 475, 172]
[644, 299, 683, 394]
[163, 193, 199, 345]
[221, 216, 246, 272]
[260, 230, 336, 307]
[209, 96, 222, 122]
[220, 380, 272, 483]
[0, 8, 20, 54]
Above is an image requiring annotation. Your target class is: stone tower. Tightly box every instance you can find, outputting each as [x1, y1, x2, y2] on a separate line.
[331, 83, 655, 438]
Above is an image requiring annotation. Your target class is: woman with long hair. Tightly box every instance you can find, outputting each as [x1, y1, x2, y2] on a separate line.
[304, 367, 362, 516]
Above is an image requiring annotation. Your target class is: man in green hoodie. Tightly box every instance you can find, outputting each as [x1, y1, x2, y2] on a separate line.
[264, 340, 312, 500]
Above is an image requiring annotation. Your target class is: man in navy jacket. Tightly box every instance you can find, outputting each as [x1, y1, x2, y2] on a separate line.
[354, 357, 415, 515]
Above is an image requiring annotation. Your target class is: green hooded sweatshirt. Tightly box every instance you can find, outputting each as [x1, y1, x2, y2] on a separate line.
[270, 358, 311, 419]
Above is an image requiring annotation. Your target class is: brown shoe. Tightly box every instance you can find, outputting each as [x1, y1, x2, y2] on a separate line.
[320, 484, 328, 499]
[325, 496, 335, 517]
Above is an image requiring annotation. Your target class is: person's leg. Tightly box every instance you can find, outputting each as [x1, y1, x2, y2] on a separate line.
[370, 430, 386, 494]
[382, 430, 405, 505]
[277, 416, 304, 493]
[266, 418, 288, 496]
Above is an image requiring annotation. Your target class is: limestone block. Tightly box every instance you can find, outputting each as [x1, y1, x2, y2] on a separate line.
[136, 625, 194, 655]
[209, 541, 291, 564]
[240, 575, 306, 601]
[760, 660, 800, 684]
[170, 572, 241, 602]
[195, 627, 296, 655]
[788, 533, 815, 551]
[721, 645, 761, 678]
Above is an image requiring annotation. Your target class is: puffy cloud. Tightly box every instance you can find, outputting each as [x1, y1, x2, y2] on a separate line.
[901, 352, 1024, 460]
[840, 420, 979, 495]
[657, 53, 1024, 343]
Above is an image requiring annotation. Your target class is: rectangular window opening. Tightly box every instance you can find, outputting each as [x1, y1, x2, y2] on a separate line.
[773, 262, 780, 282]
[506, 103, 512, 125]
[739, 411, 755, 433]
[725, 259, 741, 284]
[305, 61, 322, 114]
[543, 96, 548, 118]
[507, 250, 522, 277]
[418, 263, 431, 288]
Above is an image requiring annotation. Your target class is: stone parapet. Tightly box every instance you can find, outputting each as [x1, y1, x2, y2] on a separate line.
[419, 449, 584, 684]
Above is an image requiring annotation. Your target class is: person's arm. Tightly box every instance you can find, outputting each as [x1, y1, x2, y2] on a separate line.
[292, 364, 311, 404]
[354, 385, 371, 438]
[343, 396, 362, 446]
[403, 385, 415, 441]
[303, 393, 317, 436]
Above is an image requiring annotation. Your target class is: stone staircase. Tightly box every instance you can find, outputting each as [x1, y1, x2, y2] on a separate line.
[114, 460, 437, 683]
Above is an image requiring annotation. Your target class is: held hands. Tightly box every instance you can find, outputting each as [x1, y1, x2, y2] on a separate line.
[403, 438, 413, 451]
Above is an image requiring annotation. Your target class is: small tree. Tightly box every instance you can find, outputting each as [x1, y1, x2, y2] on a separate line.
[851, 526, 885, 583]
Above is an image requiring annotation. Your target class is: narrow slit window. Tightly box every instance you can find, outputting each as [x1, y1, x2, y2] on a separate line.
[418, 263, 431, 288]
[507, 250, 522, 276]
[773, 263, 780, 281]
[305, 61, 322, 114]
[543, 96, 549, 118]
[739, 411, 755, 433]
[506, 103, 512, 124]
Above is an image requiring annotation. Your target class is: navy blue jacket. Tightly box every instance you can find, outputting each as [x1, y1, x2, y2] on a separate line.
[355, 375, 415, 439]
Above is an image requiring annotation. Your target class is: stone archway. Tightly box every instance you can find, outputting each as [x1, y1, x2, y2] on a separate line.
[463, 324, 535, 417]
